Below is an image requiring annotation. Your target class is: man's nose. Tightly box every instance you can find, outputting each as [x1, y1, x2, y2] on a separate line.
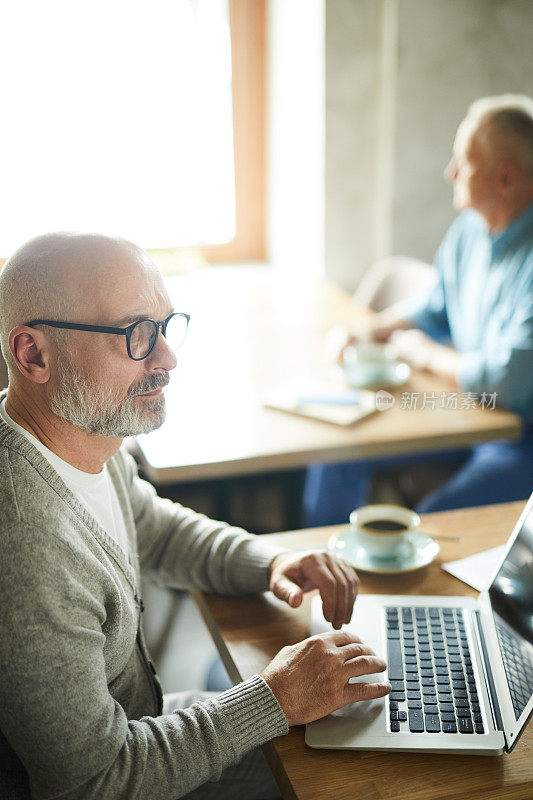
[444, 157, 457, 183]
[147, 331, 178, 372]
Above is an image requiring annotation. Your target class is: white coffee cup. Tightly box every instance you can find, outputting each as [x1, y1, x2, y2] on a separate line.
[349, 504, 420, 561]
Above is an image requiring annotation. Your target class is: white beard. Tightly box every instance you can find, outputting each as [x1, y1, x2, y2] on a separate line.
[50, 353, 167, 437]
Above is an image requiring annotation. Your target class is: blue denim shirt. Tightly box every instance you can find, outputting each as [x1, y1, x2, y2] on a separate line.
[396, 204, 533, 424]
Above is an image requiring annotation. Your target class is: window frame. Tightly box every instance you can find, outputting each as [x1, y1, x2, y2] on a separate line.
[151, 0, 267, 265]
[198, 0, 266, 264]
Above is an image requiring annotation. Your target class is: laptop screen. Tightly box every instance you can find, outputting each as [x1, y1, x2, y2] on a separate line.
[488, 502, 533, 720]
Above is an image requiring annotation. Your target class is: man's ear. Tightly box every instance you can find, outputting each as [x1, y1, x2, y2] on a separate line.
[8, 326, 51, 384]
[497, 160, 520, 193]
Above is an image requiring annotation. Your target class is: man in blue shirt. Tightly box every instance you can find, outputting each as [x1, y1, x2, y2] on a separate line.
[304, 94, 533, 525]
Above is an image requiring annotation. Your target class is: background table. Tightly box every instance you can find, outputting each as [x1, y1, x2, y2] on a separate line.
[193, 501, 532, 800]
[132, 266, 521, 484]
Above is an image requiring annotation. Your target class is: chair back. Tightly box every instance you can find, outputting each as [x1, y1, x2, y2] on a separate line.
[354, 256, 438, 312]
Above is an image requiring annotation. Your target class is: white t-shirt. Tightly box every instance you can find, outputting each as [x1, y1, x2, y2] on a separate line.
[0, 399, 130, 554]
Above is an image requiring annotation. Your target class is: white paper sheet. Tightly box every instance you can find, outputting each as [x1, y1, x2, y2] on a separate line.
[442, 545, 506, 592]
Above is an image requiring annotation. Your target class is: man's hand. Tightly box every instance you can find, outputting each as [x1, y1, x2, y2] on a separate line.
[327, 313, 413, 365]
[270, 550, 359, 629]
[389, 329, 461, 383]
[260, 630, 391, 726]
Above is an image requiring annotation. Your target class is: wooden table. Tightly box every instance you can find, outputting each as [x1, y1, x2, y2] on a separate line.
[194, 501, 533, 800]
[131, 266, 521, 483]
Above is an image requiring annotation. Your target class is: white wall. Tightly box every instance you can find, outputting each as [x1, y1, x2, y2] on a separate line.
[267, 0, 533, 291]
[393, 0, 533, 261]
[324, 0, 533, 292]
[325, 0, 392, 290]
[267, 0, 325, 279]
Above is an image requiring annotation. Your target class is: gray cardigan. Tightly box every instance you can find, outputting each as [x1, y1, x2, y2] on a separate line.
[0, 404, 289, 799]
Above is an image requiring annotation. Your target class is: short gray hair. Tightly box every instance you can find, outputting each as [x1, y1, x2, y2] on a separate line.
[466, 94, 533, 175]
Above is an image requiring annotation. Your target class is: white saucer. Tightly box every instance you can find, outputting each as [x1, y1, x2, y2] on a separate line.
[328, 529, 440, 574]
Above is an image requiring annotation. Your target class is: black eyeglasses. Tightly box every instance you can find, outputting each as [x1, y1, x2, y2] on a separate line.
[27, 312, 190, 361]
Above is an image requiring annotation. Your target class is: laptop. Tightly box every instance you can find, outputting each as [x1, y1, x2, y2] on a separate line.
[305, 493, 533, 755]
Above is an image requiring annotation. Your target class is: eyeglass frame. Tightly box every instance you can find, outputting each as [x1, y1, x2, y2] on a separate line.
[26, 312, 191, 361]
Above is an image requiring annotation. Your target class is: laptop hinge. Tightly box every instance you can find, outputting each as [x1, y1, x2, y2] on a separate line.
[473, 610, 504, 735]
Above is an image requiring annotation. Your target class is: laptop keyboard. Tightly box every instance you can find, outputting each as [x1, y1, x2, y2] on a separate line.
[386, 606, 484, 734]
[495, 616, 533, 720]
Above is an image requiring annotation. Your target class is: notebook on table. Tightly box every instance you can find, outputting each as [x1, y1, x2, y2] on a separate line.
[264, 387, 377, 427]
[306, 493, 533, 755]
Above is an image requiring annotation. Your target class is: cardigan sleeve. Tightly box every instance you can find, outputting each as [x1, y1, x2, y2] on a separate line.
[118, 449, 291, 594]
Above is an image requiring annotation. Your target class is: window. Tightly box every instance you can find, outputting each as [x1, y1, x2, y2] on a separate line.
[0, 0, 265, 264]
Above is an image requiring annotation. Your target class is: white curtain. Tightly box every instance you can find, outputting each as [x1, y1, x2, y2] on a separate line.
[0, 0, 235, 255]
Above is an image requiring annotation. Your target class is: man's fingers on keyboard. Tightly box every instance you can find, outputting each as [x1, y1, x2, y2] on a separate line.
[339, 642, 375, 662]
[344, 654, 387, 677]
[344, 680, 392, 704]
[322, 630, 362, 646]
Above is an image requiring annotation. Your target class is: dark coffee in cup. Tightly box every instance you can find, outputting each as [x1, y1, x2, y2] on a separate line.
[362, 519, 409, 533]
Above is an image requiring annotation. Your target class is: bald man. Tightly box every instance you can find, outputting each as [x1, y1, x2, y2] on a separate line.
[305, 94, 533, 526]
[0, 233, 390, 800]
